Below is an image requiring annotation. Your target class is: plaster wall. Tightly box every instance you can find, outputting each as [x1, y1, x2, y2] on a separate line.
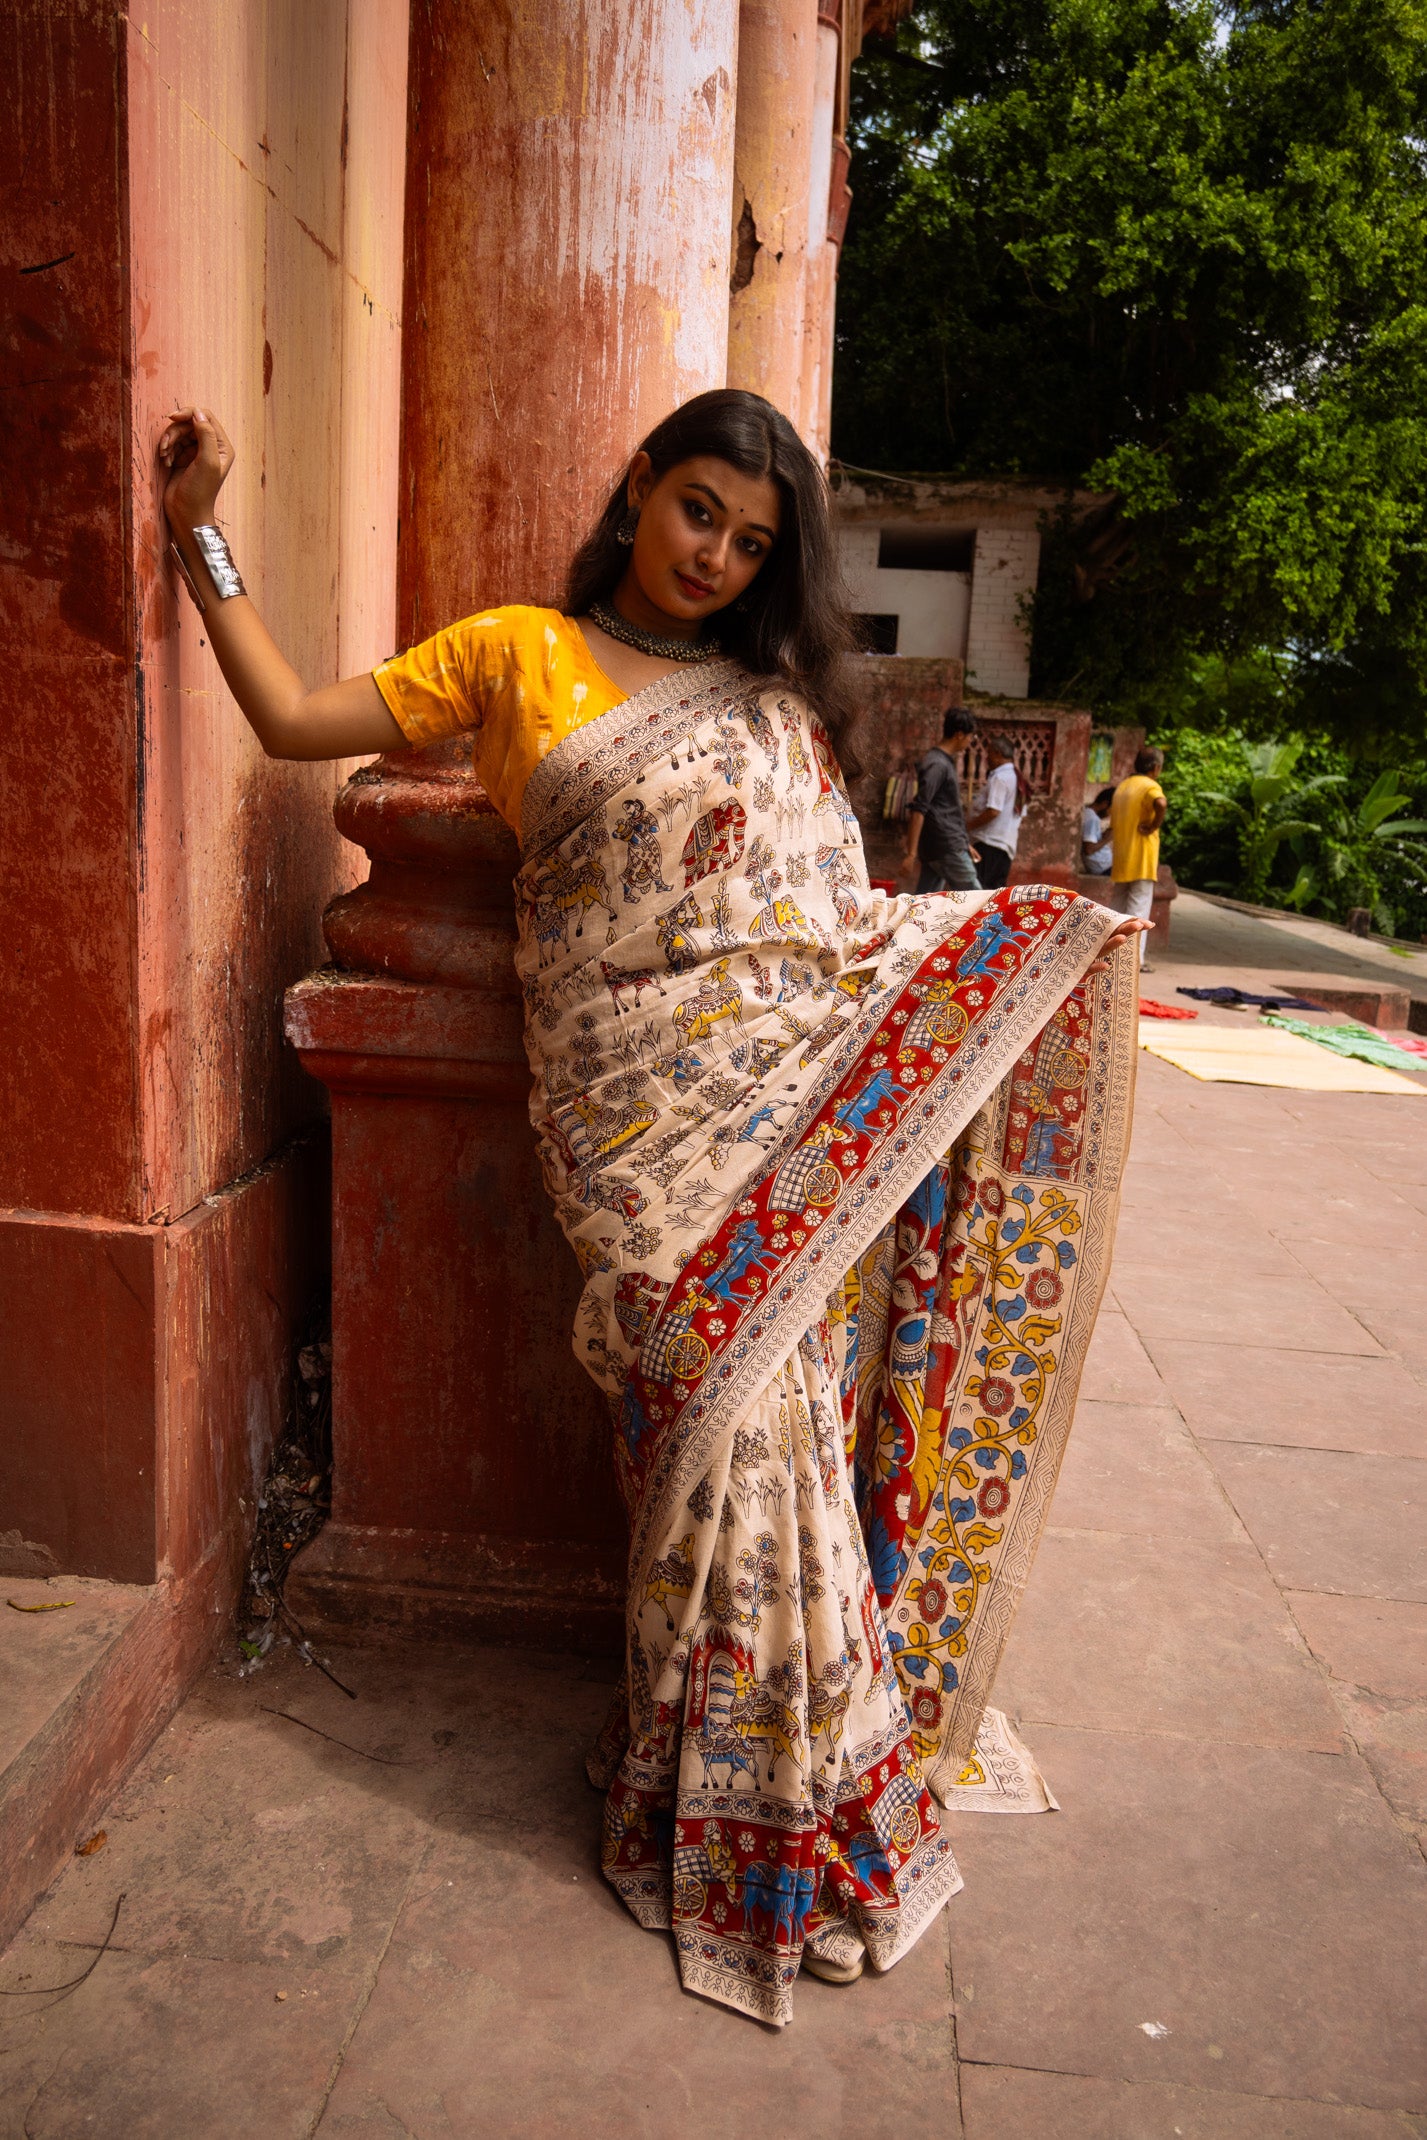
[843, 655, 965, 882]
[0, 1137, 327, 1585]
[399, 0, 739, 637]
[836, 527, 971, 657]
[844, 658, 1089, 884]
[1, 2, 407, 1592]
[125, 0, 407, 1221]
[873, 571, 970, 659]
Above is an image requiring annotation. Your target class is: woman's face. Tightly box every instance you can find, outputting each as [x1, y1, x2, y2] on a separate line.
[625, 452, 781, 626]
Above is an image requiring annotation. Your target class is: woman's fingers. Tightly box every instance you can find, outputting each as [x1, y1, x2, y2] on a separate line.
[1085, 916, 1153, 977]
[210, 414, 235, 470]
[158, 406, 236, 531]
[158, 405, 204, 457]
[157, 407, 234, 480]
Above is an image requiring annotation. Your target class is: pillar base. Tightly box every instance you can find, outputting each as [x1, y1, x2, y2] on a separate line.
[283, 964, 627, 1652]
[0, 1133, 328, 1584]
[286, 1522, 623, 1654]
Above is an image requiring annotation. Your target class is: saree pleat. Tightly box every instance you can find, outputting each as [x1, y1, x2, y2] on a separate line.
[515, 661, 1136, 2024]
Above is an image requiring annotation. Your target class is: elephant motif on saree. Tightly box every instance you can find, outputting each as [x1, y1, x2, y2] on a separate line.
[514, 658, 1136, 2025]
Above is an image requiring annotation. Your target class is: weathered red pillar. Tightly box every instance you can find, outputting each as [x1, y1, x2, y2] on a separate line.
[287, 0, 741, 1645]
[0, 0, 408, 1944]
[399, 0, 740, 630]
[727, 0, 821, 434]
[799, 5, 845, 462]
[0, 0, 407, 1594]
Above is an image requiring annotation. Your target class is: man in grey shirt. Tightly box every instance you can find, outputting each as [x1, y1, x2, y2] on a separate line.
[902, 708, 981, 892]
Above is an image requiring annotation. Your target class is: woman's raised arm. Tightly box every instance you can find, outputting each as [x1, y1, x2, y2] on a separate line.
[158, 407, 407, 762]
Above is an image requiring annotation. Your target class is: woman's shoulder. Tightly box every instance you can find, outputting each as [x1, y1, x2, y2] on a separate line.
[438, 603, 569, 646]
[431, 604, 587, 679]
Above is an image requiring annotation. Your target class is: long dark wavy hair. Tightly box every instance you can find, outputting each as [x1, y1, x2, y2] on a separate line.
[565, 389, 863, 777]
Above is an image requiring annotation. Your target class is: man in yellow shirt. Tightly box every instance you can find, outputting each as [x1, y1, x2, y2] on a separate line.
[1109, 747, 1167, 968]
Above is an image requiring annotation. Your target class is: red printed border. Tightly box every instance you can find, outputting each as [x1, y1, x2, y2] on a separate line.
[619, 888, 1078, 1506]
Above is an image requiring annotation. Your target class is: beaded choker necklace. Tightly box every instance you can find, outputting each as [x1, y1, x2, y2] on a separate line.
[589, 599, 720, 664]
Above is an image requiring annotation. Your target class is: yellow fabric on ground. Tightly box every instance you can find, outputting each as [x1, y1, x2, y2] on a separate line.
[372, 605, 625, 834]
[1138, 1020, 1427, 1093]
[1111, 773, 1165, 882]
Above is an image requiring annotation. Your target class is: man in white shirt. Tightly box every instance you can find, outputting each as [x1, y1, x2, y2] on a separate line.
[965, 733, 1025, 889]
[1081, 786, 1115, 874]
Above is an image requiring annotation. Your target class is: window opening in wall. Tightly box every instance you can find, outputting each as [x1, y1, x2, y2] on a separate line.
[876, 527, 975, 572]
[854, 613, 899, 654]
[958, 720, 1057, 797]
[1087, 732, 1114, 784]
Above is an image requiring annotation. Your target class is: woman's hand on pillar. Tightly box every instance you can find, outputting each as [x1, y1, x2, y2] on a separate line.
[155, 408, 406, 763]
[159, 406, 234, 535]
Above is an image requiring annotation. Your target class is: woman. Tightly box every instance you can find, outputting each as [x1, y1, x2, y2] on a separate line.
[159, 389, 1147, 2027]
[965, 731, 1026, 890]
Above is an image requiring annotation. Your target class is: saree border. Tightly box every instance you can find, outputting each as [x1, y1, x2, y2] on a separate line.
[623, 891, 1127, 1605]
[520, 655, 748, 860]
[929, 942, 1139, 1776]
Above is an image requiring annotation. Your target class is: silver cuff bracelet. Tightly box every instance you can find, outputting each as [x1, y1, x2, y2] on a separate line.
[189, 523, 246, 602]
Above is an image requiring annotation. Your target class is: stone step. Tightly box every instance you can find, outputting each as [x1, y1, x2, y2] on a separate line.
[1271, 972, 1414, 1029]
[0, 1574, 163, 1949]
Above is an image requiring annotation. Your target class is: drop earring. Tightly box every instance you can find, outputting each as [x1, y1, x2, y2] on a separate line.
[616, 509, 639, 546]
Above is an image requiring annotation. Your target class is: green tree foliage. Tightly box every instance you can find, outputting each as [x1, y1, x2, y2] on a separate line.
[1159, 728, 1427, 933]
[835, 1, 1427, 741]
[1198, 737, 1343, 902]
[1282, 765, 1427, 925]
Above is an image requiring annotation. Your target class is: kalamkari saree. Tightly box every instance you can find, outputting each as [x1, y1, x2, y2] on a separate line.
[514, 658, 1137, 2025]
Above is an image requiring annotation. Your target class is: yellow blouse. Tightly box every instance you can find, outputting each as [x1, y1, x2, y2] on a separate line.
[372, 605, 626, 833]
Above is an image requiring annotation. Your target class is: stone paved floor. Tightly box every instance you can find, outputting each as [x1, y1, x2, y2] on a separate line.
[2, 894, 1426, 2139]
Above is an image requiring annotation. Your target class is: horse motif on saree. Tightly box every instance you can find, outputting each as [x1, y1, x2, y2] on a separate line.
[515, 658, 1136, 2025]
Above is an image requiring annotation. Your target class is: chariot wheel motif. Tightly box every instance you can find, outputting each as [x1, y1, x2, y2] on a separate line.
[672, 1874, 707, 1919]
[926, 1003, 969, 1047]
[804, 1161, 843, 1208]
[889, 1802, 922, 1853]
[1048, 1047, 1087, 1088]
[665, 1330, 711, 1383]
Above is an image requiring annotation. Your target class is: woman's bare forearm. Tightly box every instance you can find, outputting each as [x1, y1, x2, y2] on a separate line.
[168, 516, 402, 759]
[160, 407, 406, 762]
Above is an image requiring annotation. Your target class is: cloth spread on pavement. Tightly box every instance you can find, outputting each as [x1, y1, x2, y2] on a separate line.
[1260, 1014, 1427, 1073]
[1139, 1020, 1427, 1093]
[1139, 998, 1198, 1019]
[1177, 985, 1322, 1011]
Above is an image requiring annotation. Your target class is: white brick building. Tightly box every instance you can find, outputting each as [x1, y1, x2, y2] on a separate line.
[832, 472, 1107, 699]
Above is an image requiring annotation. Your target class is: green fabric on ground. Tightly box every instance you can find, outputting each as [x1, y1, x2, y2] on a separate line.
[1260, 1013, 1427, 1072]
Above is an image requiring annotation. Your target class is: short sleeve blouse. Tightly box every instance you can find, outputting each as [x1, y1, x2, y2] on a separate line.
[372, 605, 626, 833]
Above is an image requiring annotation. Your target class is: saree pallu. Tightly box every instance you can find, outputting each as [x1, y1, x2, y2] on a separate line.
[514, 660, 1136, 2025]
